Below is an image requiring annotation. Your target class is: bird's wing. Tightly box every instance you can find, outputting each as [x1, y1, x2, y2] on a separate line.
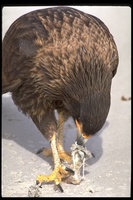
[2, 10, 47, 94]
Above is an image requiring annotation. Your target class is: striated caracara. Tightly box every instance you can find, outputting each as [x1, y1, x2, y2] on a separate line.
[2, 7, 119, 192]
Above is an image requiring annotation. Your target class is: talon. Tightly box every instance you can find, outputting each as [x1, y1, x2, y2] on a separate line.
[36, 180, 40, 185]
[56, 184, 64, 193]
[65, 167, 74, 174]
[91, 152, 95, 158]
[36, 147, 45, 154]
[36, 179, 43, 188]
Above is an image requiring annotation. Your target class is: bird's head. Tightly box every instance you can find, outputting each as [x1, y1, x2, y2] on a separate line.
[64, 90, 111, 146]
[62, 62, 114, 146]
[75, 91, 110, 146]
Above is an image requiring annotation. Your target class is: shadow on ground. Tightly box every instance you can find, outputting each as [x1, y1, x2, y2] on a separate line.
[2, 94, 109, 168]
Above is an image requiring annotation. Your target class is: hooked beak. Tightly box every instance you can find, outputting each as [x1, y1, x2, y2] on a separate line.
[76, 135, 88, 146]
[75, 120, 91, 146]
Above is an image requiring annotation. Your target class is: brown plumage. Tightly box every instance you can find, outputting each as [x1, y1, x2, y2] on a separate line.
[2, 7, 119, 191]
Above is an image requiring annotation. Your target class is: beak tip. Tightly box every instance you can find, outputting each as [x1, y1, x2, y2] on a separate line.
[76, 135, 86, 146]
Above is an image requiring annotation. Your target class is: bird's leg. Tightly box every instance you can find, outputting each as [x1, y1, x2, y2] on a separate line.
[56, 111, 71, 164]
[32, 112, 74, 191]
[36, 133, 74, 191]
[40, 111, 71, 164]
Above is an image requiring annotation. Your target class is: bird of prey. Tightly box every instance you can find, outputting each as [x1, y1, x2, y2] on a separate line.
[2, 7, 119, 192]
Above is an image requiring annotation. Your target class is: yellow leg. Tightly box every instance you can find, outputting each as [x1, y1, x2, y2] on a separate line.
[56, 111, 71, 163]
[36, 134, 74, 191]
[39, 147, 71, 163]
[37, 111, 71, 163]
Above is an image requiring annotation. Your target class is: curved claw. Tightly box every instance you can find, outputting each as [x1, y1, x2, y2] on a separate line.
[36, 180, 39, 185]
[91, 152, 95, 158]
[56, 184, 64, 193]
[36, 180, 43, 188]
[36, 147, 45, 154]
[65, 167, 74, 175]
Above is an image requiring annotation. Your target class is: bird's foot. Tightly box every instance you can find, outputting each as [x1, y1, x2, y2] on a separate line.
[36, 164, 74, 192]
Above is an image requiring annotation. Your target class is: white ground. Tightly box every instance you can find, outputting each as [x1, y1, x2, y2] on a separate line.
[2, 6, 131, 197]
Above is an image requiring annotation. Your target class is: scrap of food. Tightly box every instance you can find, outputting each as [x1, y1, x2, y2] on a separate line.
[63, 142, 93, 184]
